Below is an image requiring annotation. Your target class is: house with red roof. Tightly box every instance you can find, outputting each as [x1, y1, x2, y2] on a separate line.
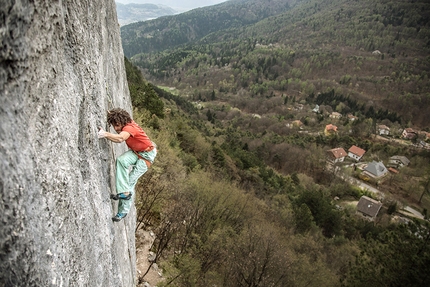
[327, 147, 347, 163]
[324, 124, 338, 136]
[348, 145, 366, 161]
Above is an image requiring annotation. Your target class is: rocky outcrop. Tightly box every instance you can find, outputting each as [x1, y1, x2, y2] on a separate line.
[1, 1, 136, 286]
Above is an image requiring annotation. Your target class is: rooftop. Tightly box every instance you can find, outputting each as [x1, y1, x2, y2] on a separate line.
[348, 145, 366, 156]
[327, 147, 347, 159]
[357, 196, 382, 217]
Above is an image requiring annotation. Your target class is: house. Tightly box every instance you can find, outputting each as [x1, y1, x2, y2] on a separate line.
[291, 120, 303, 127]
[402, 128, 417, 139]
[363, 161, 389, 178]
[356, 196, 382, 221]
[378, 125, 390, 136]
[327, 148, 347, 163]
[330, 112, 342, 119]
[347, 114, 358, 121]
[286, 120, 304, 128]
[388, 155, 410, 168]
[312, 104, 320, 113]
[348, 145, 366, 161]
[325, 124, 338, 136]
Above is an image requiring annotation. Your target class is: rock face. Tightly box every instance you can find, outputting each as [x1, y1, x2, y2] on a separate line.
[1, 1, 136, 286]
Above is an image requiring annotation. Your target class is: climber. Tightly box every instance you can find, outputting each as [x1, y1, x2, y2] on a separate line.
[98, 108, 157, 222]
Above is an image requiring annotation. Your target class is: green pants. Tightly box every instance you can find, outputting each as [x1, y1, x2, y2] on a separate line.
[115, 146, 157, 214]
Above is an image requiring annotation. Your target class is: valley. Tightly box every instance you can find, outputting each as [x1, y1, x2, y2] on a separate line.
[120, 1, 430, 286]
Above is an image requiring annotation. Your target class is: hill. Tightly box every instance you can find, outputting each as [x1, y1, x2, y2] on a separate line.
[122, 0, 430, 128]
[120, 0, 298, 56]
[118, 1, 430, 285]
[125, 57, 430, 286]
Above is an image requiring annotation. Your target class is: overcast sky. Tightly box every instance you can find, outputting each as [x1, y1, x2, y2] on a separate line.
[115, 0, 228, 11]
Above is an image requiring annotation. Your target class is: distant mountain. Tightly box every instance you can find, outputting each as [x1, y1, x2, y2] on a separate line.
[116, 2, 177, 26]
[116, 0, 227, 11]
[120, 0, 297, 56]
[122, 0, 430, 128]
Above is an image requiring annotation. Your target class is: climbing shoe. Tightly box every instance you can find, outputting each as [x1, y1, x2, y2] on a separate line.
[112, 213, 127, 222]
[110, 193, 132, 200]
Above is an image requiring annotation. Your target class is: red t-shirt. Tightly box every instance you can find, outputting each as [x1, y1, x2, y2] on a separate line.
[122, 121, 152, 152]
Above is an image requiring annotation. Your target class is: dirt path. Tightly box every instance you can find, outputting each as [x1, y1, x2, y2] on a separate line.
[136, 229, 164, 286]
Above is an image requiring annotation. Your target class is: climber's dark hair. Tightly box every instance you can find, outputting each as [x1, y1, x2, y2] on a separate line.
[107, 108, 132, 127]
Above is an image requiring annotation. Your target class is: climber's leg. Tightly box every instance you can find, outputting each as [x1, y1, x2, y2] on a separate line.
[115, 150, 138, 194]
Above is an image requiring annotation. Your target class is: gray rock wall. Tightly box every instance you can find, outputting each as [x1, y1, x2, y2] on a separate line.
[1, 1, 136, 286]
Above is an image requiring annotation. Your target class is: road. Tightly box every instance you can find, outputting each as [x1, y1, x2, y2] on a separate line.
[338, 170, 425, 219]
[355, 180, 382, 196]
[339, 172, 382, 196]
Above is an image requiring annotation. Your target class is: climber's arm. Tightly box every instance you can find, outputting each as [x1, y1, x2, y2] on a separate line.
[104, 131, 130, 143]
[98, 128, 130, 143]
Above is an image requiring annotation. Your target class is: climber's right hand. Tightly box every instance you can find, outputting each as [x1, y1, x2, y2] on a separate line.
[98, 127, 107, 138]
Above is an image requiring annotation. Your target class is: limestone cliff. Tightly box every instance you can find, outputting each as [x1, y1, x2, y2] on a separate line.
[1, 1, 136, 286]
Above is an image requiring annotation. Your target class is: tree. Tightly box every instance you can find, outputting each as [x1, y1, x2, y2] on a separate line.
[342, 221, 430, 286]
[125, 57, 165, 118]
[224, 226, 293, 287]
[419, 166, 430, 204]
[295, 187, 342, 238]
[294, 203, 314, 234]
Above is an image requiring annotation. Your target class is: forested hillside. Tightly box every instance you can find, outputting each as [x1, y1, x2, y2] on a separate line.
[120, 0, 430, 286]
[123, 0, 430, 127]
[121, 0, 297, 57]
[126, 58, 430, 287]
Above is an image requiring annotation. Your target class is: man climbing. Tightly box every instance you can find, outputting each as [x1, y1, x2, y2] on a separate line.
[98, 108, 157, 222]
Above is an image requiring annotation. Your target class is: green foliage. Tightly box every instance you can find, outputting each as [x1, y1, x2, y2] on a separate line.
[293, 203, 314, 234]
[135, 101, 360, 286]
[125, 1, 430, 285]
[342, 221, 430, 287]
[124, 57, 165, 119]
[295, 187, 343, 237]
[315, 90, 401, 123]
[387, 201, 397, 214]
[152, 85, 198, 115]
[329, 182, 361, 199]
[210, 145, 226, 168]
[120, 0, 293, 57]
[125, 0, 430, 127]
[179, 152, 200, 172]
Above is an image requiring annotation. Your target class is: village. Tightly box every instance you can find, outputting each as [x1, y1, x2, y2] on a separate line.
[320, 112, 429, 223]
[194, 96, 430, 224]
[270, 100, 429, 223]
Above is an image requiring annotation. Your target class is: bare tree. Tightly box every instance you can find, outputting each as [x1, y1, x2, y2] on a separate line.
[135, 172, 166, 231]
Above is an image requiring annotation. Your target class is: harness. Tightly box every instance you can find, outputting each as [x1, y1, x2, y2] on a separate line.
[133, 145, 155, 168]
